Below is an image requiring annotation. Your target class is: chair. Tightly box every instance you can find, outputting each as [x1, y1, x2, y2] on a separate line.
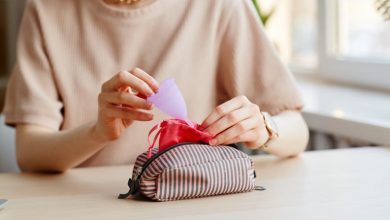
[0, 115, 19, 172]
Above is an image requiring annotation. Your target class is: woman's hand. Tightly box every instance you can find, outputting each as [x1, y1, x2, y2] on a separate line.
[94, 68, 159, 142]
[201, 96, 269, 148]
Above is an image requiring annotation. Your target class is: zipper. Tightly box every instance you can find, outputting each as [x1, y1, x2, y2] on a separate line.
[134, 142, 194, 181]
[135, 166, 143, 177]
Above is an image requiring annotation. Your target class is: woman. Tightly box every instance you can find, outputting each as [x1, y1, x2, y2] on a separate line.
[4, 0, 309, 172]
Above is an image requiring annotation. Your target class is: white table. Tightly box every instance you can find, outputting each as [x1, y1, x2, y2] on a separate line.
[1, 147, 390, 220]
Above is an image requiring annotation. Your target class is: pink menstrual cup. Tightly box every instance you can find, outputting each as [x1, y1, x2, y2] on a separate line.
[147, 78, 193, 126]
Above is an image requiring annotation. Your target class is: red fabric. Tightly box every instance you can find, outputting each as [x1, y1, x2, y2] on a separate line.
[147, 119, 213, 158]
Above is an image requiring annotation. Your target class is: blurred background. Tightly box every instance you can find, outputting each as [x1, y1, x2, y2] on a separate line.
[1, 0, 390, 172]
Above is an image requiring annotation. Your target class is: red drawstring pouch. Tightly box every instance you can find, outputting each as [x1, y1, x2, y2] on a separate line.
[147, 119, 213, 158]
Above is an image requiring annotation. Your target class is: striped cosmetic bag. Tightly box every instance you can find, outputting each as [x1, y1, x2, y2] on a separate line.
[118, 143, 263, 202]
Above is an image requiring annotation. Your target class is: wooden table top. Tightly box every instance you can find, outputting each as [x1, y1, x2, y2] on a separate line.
[1, 147, 390, 220]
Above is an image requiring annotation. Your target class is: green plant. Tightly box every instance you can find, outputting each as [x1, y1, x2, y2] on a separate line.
[376, 0, 390, 20]
[252, 0, 276, 26]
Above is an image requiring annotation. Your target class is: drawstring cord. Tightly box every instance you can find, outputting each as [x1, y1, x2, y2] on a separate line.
[146, 119, 195, 158]
[147, 122, 163, 158]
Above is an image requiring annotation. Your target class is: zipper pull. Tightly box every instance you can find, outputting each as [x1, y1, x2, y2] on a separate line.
[135, 166, 143, 179]
[254, 185, 266, 191]
[118, 178, 134, 199]
[118, 167, 143, 199]
[130, 167, 143, 196]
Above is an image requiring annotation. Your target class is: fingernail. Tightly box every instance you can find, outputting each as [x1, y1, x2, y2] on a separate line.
[153, 84, 159, 93]
[147, 91, 154, 97]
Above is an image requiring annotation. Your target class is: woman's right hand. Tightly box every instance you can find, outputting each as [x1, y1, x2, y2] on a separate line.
[93, 68, 159, 142]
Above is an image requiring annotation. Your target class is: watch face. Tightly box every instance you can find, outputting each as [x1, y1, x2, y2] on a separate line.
[263, 112, 279, 137]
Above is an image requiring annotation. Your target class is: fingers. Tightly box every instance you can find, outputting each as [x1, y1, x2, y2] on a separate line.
[104, 105, 154, 121]
[132, 68, 159, 93]
[99, 91, 153, 110]
[101, 69, 157, 97]
[225, 129, 261, 148]
[204, 107, 253, 136]
[209, 117, 261, 146]
[201, 96, 251, 129]
[202, 95, 268, 148]
[98, 68, 159, 127]
[95, 68, 157, 141]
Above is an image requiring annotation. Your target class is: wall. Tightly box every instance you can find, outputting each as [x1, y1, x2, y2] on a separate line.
[0, 0, 25, 111]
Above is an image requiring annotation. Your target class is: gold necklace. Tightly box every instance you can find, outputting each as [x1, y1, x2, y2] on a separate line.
[109, 0, 142, 5]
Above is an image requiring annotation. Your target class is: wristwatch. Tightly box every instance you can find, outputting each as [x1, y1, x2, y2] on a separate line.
[260, 112, 279, 148]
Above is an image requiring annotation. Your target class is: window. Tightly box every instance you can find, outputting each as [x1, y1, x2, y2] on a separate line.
[264, 0, 390, 89]
[335, 0, 390, 60]
[260, 0, 319, 71]
[318, 0, 390, 89]
[290, 0, 318, 71]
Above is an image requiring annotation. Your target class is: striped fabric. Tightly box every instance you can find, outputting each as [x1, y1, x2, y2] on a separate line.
[130, 143, 256, 202]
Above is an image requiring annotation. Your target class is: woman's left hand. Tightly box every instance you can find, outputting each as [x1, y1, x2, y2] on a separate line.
[201, 96, 269, 148]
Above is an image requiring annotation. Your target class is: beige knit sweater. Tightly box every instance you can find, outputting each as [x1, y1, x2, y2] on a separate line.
[4, 0, 302, 166]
